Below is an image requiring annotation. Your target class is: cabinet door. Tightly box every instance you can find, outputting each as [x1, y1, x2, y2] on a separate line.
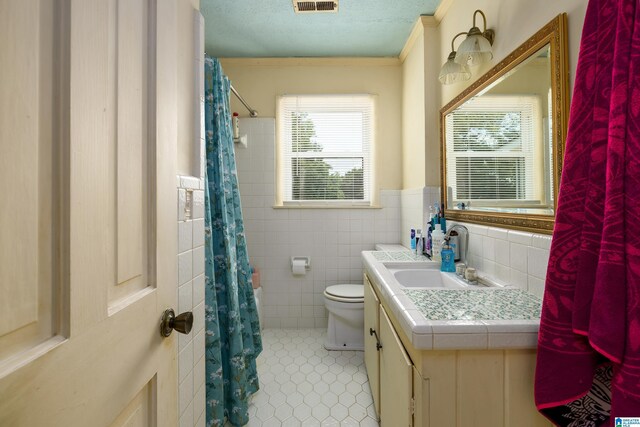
[413, 366, 429, 427]
[364, 277, 381, 417]
[379, 306, 413, 427]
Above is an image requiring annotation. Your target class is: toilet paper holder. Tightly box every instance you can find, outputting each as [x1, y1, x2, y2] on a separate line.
[290, 256, 311, 271]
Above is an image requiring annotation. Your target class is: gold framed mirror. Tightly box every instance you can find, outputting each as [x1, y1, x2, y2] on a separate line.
[440, 13, 568, 234]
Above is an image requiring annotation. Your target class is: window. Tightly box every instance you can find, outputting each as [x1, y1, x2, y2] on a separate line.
[277, 95, 374, 206]
[445, 95, 546, 207]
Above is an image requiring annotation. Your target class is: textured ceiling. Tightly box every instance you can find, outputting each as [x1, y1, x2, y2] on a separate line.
[201, 0, 443, 58]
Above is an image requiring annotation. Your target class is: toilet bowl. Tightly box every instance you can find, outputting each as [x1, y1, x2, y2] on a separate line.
[324, 284, 364, 351]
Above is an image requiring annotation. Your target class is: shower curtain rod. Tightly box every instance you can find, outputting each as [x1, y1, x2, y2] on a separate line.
[230, 84, 258, 117]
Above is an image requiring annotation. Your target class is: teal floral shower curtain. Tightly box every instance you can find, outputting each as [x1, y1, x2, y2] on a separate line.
[204, 56, 262, 427]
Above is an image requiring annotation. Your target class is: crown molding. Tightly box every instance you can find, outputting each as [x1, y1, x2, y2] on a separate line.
[434, 0, 454, 23]
[399, 16, 437, 62]
[218, 57, 401, 67]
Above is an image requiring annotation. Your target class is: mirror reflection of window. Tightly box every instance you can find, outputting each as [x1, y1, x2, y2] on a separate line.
[439, 14, 568, 233]
[446, 95, 547, 208]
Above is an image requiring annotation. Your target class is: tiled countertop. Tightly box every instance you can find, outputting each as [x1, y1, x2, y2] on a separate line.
[404, 289, 541, 321]
[362, 250, 542, 350]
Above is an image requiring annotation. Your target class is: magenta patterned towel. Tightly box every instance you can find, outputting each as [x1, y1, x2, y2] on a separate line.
[535, 0, 640, 425]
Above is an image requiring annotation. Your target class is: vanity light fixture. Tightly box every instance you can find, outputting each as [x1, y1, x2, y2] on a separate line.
[439, 32, 472, 85]
[454, 9, 495, 67]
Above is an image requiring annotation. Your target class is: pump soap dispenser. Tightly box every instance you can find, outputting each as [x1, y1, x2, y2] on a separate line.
[440, 240, 456, 272]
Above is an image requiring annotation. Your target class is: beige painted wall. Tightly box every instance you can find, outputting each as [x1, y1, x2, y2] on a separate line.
[400, 18, 441, 189]
[219, 58, 403, 194]
[487, 59, 551, 116]
[177, 0, 200, 176]
[402, 32, 426, 189]
[398, 0, 588, 189]
[439, 0, 587, 107]
[423, 24, 441, 188]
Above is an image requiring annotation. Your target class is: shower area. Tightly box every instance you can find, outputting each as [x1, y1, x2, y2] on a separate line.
[175, 46, 382, 425]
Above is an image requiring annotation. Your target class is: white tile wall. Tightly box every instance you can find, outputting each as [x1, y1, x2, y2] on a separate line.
[177, 176, 206, 427]
[400, 186, 440, 249]
[403, 187, 552, 298]
[235, 118, 402, 328]
[455, 222, 552, 298]
[400, 188, 422, 250]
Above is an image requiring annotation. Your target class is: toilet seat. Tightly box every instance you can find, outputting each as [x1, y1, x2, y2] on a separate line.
[324, 284, 364, 303]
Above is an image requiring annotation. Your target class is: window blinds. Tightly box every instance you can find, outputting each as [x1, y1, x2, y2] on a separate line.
[278, 95, 373, 205]
[445, 95, 543, 205]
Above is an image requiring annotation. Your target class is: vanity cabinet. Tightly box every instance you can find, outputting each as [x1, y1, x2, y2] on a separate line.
[379, 306, 413, 427]
[365, 275, 415, 426]
[364, 272, 551, 427]
[363, 277, 380, 417]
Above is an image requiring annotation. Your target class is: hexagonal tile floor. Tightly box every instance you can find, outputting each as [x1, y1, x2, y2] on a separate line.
[243, 329, 379, 426]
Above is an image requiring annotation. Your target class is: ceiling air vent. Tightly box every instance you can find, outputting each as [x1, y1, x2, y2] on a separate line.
[293, 0, 338, 14]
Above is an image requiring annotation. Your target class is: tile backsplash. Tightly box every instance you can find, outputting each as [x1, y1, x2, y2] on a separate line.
[401, 186, 551, 298]
[177, 176, 206, 427]
[235, 118, 402, 329]
[400, 186, 440, 250]
[452, 222, 551, 298]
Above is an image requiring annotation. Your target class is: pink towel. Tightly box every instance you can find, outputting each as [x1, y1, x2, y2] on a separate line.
[535, 0, 640, 424]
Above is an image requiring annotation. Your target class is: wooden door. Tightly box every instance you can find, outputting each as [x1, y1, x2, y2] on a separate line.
[0, 0, 180, 425]
[379, 306, 413, 427]
[364, 276, 381, 418]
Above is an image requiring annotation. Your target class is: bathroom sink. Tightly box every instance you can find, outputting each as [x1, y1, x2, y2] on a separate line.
[382, 262, 483, 289]
[391, 269, 465, 288]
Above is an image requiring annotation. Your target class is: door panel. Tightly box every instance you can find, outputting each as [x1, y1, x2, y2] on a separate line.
[109, 0, 154, 308]
[109, 378, 155, 427]
[113, 0, 152, 303]
[379, 306, 413, 427]
[364, 277, 380, 418]
[0, 0, 180, 425]
[0, 0, 57, 365]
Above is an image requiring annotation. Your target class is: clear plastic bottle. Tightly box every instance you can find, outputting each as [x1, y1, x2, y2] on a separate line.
[431, 223, 445, 262]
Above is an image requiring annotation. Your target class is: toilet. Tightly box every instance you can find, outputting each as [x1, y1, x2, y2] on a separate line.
[324, 284, 365, 351]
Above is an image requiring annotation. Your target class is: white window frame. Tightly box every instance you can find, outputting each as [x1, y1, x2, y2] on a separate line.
[277, 94, 374, 207]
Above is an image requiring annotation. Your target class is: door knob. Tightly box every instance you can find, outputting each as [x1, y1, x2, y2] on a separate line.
[160, 309, 193, 337]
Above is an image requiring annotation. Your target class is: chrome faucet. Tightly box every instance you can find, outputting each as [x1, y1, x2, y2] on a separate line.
[444, 224, 469, 266]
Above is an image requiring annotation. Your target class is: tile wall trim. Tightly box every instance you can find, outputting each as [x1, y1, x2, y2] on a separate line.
[177, 175, 206, 427]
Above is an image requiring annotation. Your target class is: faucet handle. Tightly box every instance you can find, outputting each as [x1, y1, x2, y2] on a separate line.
[464, 267, 478, 282]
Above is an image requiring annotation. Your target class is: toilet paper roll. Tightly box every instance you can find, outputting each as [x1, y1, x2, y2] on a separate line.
[292, 259, 306, 276]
